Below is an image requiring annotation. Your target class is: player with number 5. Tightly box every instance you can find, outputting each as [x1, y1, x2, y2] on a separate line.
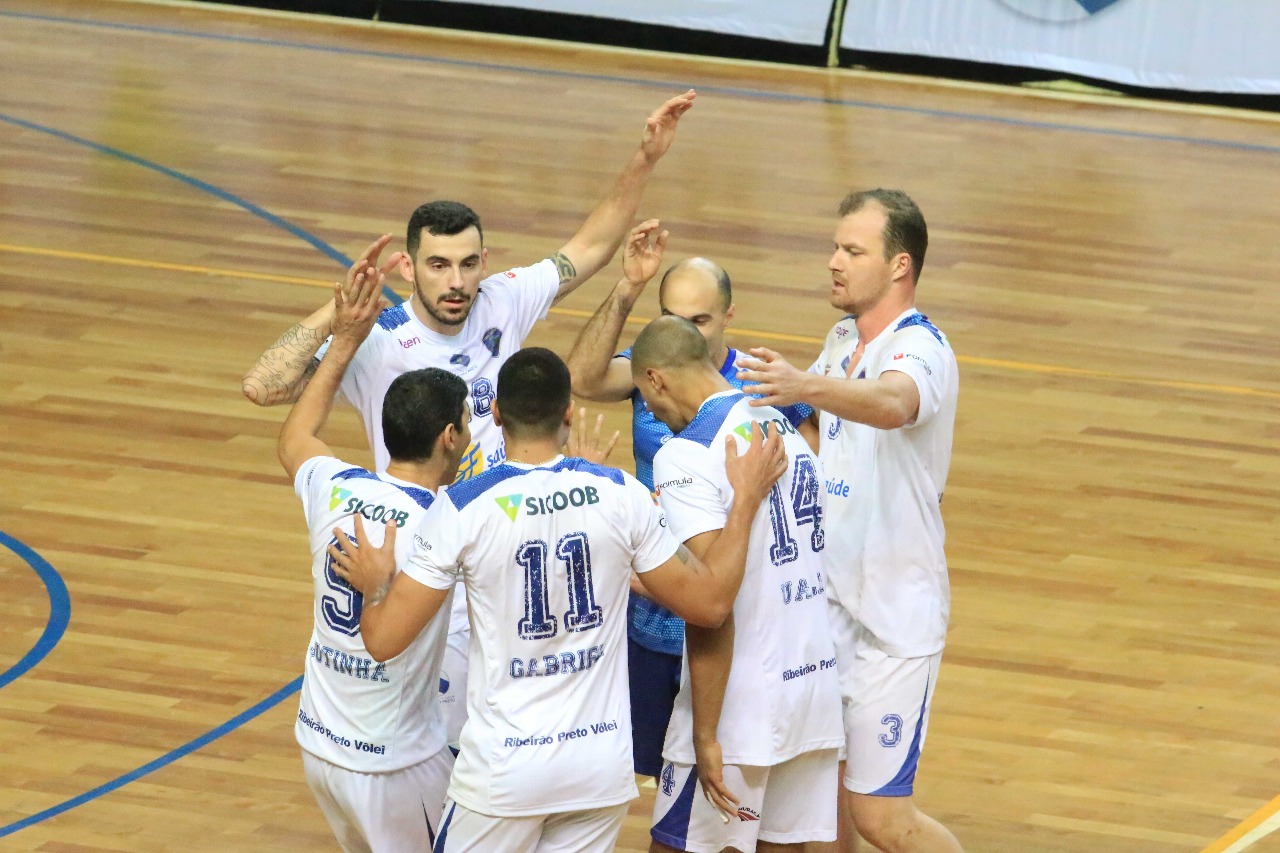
[327, 346, 788, 853]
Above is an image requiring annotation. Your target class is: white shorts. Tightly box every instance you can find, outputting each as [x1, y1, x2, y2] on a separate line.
[650, 749, 839, 852]
[827, 602, 942, 796]
[439, 628, 469, 750]
[433, 799, 627, 853]
[301, 746, 454, 853]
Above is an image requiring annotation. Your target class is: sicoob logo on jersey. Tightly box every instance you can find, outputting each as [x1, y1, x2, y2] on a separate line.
[732, 418, 797, 441]
[495, 487, 601, 520]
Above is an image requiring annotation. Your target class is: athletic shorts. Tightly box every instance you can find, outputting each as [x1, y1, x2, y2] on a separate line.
[650, 749, 839, 852]
[628, 637, 683, 778]
[301, 745, 454, 853]
[827, 601, 942, 796]
[439, 627, 469, 751]
[433, 799, 627, 853]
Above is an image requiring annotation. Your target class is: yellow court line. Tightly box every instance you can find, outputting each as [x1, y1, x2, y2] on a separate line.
[1201, 793, 1280, 853]
[4, 242, 1279, 400]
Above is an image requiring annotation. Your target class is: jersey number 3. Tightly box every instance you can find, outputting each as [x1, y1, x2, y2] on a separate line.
[516, 531, 603, 640]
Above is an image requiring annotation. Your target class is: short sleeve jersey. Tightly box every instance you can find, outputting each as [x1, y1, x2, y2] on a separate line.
[618, 347, 815, 657]
[808, 310, 959, 657]
[339, 260, 559, 476]
[402, 457, 680, 817]
[293, 456, 452, 772]
[653, 392, 843, 766]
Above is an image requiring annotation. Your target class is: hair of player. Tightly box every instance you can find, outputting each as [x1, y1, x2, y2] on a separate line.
[406, 201, 484, 258]
[839, 188, 928, 282]
[496, 347, 572, 438]
[382, 368, 469, 463]
[629, 315, 717, 374]
[659, 257, 732, 311]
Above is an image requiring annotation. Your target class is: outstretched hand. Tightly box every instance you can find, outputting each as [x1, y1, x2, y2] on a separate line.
[332, 235, 398, 346]
[566, 407, 620, 465]
[327, 515, 397, 603]
[736, 347, 808, 408]
[723, 421, 787, 507]
[620, 219, 669, 295]
[640, 89, 696, 164]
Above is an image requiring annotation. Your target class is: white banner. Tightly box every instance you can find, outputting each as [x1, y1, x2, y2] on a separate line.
[840, 0, 1280, 94]
[427, 0, 834, 46]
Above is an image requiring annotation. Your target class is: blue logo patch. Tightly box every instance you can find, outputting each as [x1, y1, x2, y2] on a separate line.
[996, 0, 1123, 22]
[450, 352, 470, 368]
[482, 327, 502, 357]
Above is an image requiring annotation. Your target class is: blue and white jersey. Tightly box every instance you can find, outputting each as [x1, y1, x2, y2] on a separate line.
[808, 309, 958, 658]
[654, 392, 842, 766]
[293, 456, 452, 773]
[338, 260, 559, 477]
[617, 347, 815, 657]
[403, 456, 679, 817]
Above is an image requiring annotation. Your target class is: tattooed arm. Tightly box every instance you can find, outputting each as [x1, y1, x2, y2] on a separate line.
[549, 90, 695, 303]
[242, 300, 334, 406]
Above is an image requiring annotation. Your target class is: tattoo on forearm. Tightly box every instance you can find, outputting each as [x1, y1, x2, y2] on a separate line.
[244, 323, 327, 405]
[550, 252, 577, 285]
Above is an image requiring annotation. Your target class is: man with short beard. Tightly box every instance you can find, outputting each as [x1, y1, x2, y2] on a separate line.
[243, 90, 696, 752]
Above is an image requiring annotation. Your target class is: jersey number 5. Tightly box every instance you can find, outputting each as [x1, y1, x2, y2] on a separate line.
[516, 531, 603, 640]
[322, 536, 363, 636]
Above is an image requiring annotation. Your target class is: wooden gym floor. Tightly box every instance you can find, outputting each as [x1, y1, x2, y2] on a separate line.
[1, 1, 1278, 850]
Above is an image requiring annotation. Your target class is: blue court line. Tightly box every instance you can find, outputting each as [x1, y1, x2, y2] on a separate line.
[0, 111, 405, 303]
[0, 114, 340, 834]
[0, 676, 304, 838]
[1, 9, 1278, 156]
[0, 530, 71, 691]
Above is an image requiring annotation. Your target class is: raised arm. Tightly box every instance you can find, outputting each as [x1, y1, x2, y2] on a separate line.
[243, 235, 402, 407]
[565, 220, 667, 402]
[242, 300, 334, 407]
[737, 346, 920, 430]
[638, 425, 787, 627]
[550, 90, 694, 301]
[277, 259, 388, 480]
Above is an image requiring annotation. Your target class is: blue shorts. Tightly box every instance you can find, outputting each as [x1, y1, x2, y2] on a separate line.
[628, 637, 682, 778]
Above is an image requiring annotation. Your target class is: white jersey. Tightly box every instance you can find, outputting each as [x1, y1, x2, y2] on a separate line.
[809, 309, 959, 657]
[654, 392, 843, 767]
[293, 456, 453, 772]
[338, 260, 559, 476]
[403, 457, 680, 817]
[335, 258, 559, 635]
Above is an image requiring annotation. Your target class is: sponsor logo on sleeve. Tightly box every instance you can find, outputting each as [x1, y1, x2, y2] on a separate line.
[482, 327, 502, 357]
[654, 477, 693, 491]
[892, 352, 932, 375]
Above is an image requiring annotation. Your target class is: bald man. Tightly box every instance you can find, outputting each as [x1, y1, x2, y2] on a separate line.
[566, 222, 818, 781]
[628, 315, 841, 853]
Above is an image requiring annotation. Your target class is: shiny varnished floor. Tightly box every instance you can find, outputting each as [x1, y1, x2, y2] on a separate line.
[1, 1, 1278, 850]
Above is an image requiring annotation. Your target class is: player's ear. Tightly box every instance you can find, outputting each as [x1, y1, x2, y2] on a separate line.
[398, 250, 415, 283]
[724, 303, 736, 329]
[480, 247, 489, 276]
[491, 399, 504, 428]
[562, 400, 575, 428]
